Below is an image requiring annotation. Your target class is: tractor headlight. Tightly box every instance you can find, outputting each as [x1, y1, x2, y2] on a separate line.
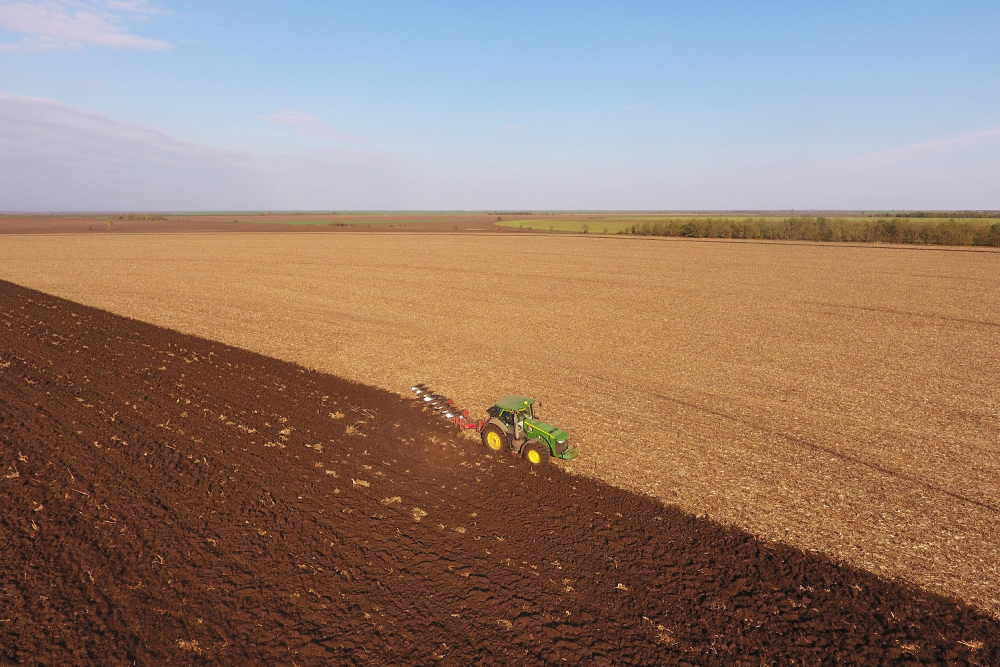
[556, 439, 566, 444]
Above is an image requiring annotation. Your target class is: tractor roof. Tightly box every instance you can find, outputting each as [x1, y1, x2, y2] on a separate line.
[496, 395, 535, 411]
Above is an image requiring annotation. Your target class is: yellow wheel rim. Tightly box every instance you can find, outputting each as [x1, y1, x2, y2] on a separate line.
[487, 431, 503, 451]
[527, 449, 541, 464]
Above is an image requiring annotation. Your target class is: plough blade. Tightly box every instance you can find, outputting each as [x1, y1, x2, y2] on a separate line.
[409, 383, 482, 431]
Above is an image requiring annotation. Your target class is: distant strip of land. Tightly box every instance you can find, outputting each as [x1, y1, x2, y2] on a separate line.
[2, 211, 999, 246]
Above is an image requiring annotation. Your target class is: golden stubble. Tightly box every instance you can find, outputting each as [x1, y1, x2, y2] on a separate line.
[1, 232, 999, 616]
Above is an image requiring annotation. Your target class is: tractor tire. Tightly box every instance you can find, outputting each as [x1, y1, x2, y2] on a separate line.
[481, 424, 508, 454]
[522, 441, 548, 465]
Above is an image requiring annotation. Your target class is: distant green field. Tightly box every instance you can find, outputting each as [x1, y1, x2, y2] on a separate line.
[498, 215, 1000, 247]
[500, 216, 1000, 234]
[500, 219, 637, 233]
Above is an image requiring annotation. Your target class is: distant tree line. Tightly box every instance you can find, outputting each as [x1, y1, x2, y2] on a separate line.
[886, 211, 1000, 219]
[624, 217, 1000, 247]
[112, 214, 168, 221]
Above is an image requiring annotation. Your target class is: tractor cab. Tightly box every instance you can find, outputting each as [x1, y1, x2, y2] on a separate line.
[487, 395, 534, 432]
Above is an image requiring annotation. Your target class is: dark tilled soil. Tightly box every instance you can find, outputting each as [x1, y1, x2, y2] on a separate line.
[1, 279, 998, 666]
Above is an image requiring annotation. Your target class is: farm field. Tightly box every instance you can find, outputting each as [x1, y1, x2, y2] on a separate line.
[5, 280, 999, 663]
[0, 232, 998, 620]
[5, 211, 997, 246]
[0, 212, 514, 235]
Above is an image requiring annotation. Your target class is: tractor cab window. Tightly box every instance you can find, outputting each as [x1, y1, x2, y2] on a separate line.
[499, 409, 514, 428]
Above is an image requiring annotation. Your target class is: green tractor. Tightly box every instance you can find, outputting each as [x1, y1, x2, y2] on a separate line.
[480, 395, 577, 464]
[410, 385, 577, 464]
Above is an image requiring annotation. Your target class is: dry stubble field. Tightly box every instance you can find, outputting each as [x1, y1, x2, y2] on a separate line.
[1, 233, 998, 617]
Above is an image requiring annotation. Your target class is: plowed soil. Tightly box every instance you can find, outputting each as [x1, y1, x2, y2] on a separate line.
[2, 280, 999, 665]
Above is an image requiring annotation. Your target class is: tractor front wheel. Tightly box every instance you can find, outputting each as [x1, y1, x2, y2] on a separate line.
[481, 424, 508, 453]
[522, 441, 548, 465]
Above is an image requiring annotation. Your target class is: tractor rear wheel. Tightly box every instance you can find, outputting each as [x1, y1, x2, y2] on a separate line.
[522, 441, 547, 465]
[481, 424, 508, 453]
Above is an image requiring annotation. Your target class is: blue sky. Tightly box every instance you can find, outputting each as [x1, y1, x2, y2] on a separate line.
[1, 1, 998, 210]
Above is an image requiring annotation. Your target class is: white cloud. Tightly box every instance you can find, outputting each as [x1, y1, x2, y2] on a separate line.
[722, 128, 1000, 210]
[834, 127, 1000, 168]
[0, 0, 170, 52]
[104, 0, 164, 14]
[262, 109, 324, 130]
[260, 108, 364, 142]
[0, 93, 407, 210]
